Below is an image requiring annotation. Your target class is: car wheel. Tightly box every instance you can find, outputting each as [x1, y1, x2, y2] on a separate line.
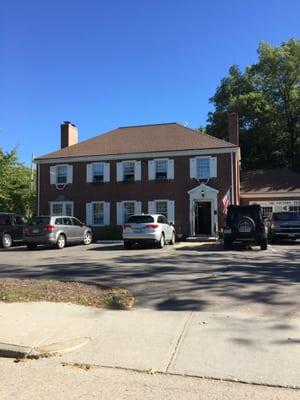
[1, 233, 13, 249]
[27, 243, 37, 250]
[124, 240, 132, 249]
[158, 234, 165, 249]
[56, 234, 66, 249]
[223, 238, 231, 250]
[169, 232, 175, 245]
[83, 232, 92, 245]
[260, 240, 268, 250]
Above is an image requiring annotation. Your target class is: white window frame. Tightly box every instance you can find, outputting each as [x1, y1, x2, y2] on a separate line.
[196, 157, 210, 180]
[155, 159, 168, 180]
[148, 159, 174, 181]
[122, 201, 136, 223]
[92, 163, 105, 182]
[148, 199, 175, 223]
[92, 202, 105, 226]
[49, 201, 74, 216]
[190, 156, 217, 179]
[116, 201, 142, 225]
[50, 164, 73, 185]
[86, 162, 110, 183]
[117, 161, 141, 182]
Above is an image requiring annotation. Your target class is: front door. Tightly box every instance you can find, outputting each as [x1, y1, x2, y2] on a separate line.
[194, 201, 211, 235]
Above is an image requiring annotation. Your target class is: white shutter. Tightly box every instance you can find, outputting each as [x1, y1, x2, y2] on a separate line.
[135, 161, 141, 181]
[135, 201, 142, 214]
[116, 202, 123, 225]
[148, 201, 155, 214]
[86, 164, 93, 183]
[104, 163, 110, 182]
[167, 159, 174, 180]
[210, 157, 217, 178]
[167, 201, 175, 224]
[86, 203, 93, 226]
[50, 166, 56, 185]
[67, 165, 73, 184]
[103, 202, 110, 225]
[190, 158, 196, 179]
[148, 160, 155, 180]
[117, 162, 123, 182]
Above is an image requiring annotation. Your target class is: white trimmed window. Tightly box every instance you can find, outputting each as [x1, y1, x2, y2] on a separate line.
[92, 163, 104, 182]
[190, 156, 217, 179]
[148, 159, 174, 180]
[116, 201, 142, 225]
[86, 163, 110, 183]
[155, 160, 168, 180]
[50, 165, 73, 185]
[50, 201, 73, 216]
[86, 202, 110, 226]
[123, 161, 135, 181]
[155, 200, 168, 218]
[123, 202, 135, 223]
[93, 202, 104, 225]
[148, 200, 175, 223]
[261, 206, 273, 218]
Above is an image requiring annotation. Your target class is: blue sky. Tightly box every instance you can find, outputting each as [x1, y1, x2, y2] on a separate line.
[1, 0, 299, 165]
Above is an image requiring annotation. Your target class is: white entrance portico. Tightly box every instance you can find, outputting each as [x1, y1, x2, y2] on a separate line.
[188, 184, 219, 237]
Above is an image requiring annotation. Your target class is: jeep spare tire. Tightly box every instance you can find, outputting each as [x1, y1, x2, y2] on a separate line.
[237, 216, 255, 233]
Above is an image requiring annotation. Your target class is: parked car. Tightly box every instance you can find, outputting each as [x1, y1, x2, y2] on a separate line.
[24, 216, 93, 250]
[268, 212, 300, 242]
[223, 205, 268, 250]
[122, 214, 176, 249]
[0, 212, 27, 248]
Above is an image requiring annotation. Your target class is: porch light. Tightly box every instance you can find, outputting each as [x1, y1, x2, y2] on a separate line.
[201, 190, 205, 197]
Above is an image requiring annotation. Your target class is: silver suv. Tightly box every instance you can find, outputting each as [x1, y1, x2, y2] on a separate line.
[24, 216, 92, 250]
[122, 214, 176, 249]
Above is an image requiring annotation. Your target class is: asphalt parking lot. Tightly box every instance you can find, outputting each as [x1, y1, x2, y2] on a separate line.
[1, 241, 299, 315]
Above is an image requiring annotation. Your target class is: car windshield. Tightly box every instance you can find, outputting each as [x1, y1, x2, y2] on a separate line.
[273, 212, 300, 221]
[127, 215, 154, 223]
[227, 206, 262, 223]
[27, 217, 50, 226]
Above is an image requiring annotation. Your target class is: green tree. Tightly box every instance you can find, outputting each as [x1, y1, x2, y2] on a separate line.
[206, 39, 300, 171]
[0, 147, 36, 217]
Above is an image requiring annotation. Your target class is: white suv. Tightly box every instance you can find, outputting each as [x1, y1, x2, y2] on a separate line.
[122, 214, 175, 249]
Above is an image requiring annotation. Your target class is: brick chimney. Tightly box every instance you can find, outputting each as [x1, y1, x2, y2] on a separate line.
[228, 113, 239, 145]
[60, 121, 78, 149]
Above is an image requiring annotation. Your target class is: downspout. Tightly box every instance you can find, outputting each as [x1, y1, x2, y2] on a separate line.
[231, 152, 235, 204]
[37, 163, 40, 216]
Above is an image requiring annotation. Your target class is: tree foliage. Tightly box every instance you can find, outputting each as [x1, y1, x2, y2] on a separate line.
[206, 39, 300, 171]
[0, 147, 35, 216]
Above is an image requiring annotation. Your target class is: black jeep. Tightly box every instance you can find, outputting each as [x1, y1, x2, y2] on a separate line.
[223, 205, 268, 250]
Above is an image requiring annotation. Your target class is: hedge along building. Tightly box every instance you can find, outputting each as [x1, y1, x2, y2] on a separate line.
[34, 117, 240, 240]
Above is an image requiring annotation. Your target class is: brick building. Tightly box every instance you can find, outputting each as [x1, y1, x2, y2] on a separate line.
[241, 168, 300, 218]
[35, 118, 240, 239]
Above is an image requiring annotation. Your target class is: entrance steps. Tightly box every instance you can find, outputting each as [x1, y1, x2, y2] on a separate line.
[185, 236, 218, 242]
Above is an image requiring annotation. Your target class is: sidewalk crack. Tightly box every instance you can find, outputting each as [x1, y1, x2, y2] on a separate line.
[165, 311, 194, 373]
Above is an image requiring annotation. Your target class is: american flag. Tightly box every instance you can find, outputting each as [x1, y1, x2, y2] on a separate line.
[221, 189, 231, 215]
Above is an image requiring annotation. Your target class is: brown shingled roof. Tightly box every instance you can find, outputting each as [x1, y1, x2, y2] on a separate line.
[36, 123, 236, 160]
[241, 168, 300, 194]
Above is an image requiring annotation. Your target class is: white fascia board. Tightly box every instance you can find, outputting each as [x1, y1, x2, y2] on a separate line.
[240, 192, 300, 198]
[34, 146, 239, 164]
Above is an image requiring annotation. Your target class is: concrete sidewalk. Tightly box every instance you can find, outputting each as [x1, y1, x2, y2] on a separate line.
[1, 302, 300, 388]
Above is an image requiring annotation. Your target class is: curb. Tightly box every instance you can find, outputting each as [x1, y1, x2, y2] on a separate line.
[0, 337, 90, 359]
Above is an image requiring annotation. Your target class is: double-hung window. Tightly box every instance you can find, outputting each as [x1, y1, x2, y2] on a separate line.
[155, 160, 168, 180]
[155, 200, 168, 218]
[92, 163, 104, 182]
[92, 202, 104, 225]
[123, 161, 135, 181]
[50, 202, 73, 216]
[123, 202, 135, 223]
[196, 157, 210, 180]
[56, 165, 68, 184]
